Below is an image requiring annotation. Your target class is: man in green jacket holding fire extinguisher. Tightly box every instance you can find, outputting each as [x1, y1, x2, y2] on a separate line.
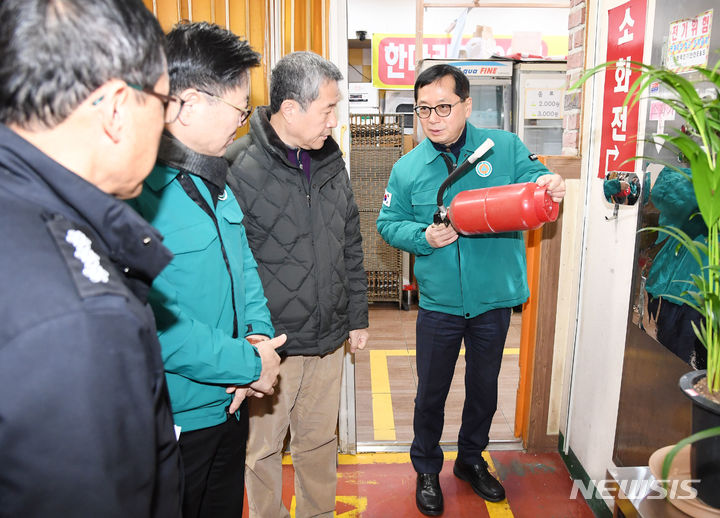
[377, 63, 565, 516]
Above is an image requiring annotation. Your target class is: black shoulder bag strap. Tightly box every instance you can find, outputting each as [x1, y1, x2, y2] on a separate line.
[176, 172, 239, 339]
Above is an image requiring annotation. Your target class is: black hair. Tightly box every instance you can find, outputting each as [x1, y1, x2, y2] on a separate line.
[413, 64, 469, 102]
[269, 51, 343, 114]
[166, 22, 261, 96]
[0, 0, 166, 129]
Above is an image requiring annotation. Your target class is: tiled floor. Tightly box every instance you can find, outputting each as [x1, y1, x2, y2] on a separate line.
[356, 303, 522, 448]
[241, 450, 596, 518]
[239, 304, 596, 517]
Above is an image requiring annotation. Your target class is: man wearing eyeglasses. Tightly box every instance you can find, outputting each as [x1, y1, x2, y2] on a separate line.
[377, 64, 565, 516]
[128, 22, 284, 518]
[0, 0, 183, 516]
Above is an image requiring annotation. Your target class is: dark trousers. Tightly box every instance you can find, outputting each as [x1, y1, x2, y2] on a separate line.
[178, 403, 249, 518]
[411, 307, 511, 474]
[648, 296, 707, 369]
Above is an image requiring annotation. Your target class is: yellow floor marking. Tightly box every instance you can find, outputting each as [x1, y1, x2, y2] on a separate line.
[283, 452, 448, 466]
[337, 451, 459, 464]
[371, 393, 396, 440]
[369, 350, 391, 393]
[288, 496, 368, 517]
[336, 495, 368, 517]
[284, 453, 514, 517]
[370, 348, 519, 441]
[483, 452, 515, 517]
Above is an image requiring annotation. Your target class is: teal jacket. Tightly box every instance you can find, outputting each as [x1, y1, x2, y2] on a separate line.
[129, 163, 274, 432]
[645, 167, 707, 303]
[377, 124, 549, 318]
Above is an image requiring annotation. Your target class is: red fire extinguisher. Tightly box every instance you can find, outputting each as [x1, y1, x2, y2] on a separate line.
[447, 182, 559, 234]
[433, 138, 559, 235]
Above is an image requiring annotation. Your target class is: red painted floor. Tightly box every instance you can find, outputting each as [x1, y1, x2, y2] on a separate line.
[241, 451, 596, 517]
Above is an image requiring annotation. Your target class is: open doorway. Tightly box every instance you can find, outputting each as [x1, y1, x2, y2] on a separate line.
[355, 304, 522, 451]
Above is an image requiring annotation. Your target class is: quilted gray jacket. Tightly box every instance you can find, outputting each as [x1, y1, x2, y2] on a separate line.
[226, 107, 368, 356]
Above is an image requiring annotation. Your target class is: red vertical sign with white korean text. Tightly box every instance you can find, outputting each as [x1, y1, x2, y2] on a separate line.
[597, 0, 647, 178]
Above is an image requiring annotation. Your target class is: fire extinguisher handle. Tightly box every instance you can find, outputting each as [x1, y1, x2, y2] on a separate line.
[433, 206, 450, 226]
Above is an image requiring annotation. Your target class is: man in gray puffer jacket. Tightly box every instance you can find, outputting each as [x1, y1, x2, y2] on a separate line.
[226, 51, 369, 518]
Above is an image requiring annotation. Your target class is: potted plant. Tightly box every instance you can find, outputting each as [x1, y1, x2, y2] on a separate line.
[575, 56, 720, 509]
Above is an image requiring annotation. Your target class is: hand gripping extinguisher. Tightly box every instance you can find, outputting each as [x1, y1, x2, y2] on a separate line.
[433, 138, 559, 235]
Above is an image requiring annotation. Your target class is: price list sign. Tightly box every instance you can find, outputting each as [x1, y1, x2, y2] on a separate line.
[525, 88, 563, 119]
[596, 0, 647, 179]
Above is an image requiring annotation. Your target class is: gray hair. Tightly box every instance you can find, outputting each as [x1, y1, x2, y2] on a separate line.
[269, 51, 343, 114]
[0, 0, 166, 130]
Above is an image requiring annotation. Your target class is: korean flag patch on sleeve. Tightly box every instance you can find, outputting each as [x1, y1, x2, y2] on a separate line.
[383, 189, 392, 207]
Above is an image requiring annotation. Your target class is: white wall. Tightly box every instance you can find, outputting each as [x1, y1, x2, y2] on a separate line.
[561, 0, 656, 494]
[347, 0, 568, 38]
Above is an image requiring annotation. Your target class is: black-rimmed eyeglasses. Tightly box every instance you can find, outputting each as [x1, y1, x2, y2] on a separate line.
[128, 83, 185, 124]
[197, 89, 253, 125]
[413, 100, 465, 119]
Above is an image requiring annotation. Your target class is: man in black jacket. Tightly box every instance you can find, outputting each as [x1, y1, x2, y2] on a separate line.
[227, 51, 369, 518]
[0, 1, 182, 516]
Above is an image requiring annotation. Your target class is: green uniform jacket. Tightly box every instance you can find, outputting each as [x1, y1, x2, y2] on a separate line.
[377, 124, 549, 318]
[645, 166, 707, 303]
[129, 163, 274, 433]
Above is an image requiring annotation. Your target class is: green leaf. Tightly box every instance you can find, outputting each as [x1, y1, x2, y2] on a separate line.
[644, 226, 705, 266]
[661, 426, 720, 496]
[586, 56, 720, 396]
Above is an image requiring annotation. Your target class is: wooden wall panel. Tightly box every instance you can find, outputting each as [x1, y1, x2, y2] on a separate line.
[516, 227, 542, 442]
[215, 0, 228, 28]
[310, 0, 324, 55]
[154, 0, 182, 32]
[140, 0, 329, 124]
[524, 156, 581, 452]
[247, 0, 269, 107]
[228, 0, 249, 37]
[293, 0, 308, 52]
[179, 1, 189, 21]
[283, 0, 293, 55]
[613, 325, 692, 466]
[190, 0, 214, 23]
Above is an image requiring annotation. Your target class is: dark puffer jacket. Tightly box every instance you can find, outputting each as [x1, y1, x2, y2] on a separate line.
[226, 107, 368, 356]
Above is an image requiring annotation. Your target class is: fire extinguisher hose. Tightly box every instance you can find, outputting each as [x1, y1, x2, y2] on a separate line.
[434, 138, 495, 224]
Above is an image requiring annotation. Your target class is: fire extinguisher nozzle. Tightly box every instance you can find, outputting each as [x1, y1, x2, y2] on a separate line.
[469, 138, 495, 163]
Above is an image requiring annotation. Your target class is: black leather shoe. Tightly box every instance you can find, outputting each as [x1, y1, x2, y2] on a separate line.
[416, 473, 443, 516]
[453, 458, 506, 502]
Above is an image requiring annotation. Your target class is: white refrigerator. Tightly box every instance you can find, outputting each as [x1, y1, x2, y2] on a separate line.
[512, 60, 567, 155]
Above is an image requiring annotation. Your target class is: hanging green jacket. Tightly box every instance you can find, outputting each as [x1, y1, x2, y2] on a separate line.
[645, 166, 707, 303]
[129, 150, 274, 433]
[377, 124, 549, 318]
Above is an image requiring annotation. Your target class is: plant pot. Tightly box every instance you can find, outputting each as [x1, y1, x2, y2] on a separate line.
[679, 370, 720, 509]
